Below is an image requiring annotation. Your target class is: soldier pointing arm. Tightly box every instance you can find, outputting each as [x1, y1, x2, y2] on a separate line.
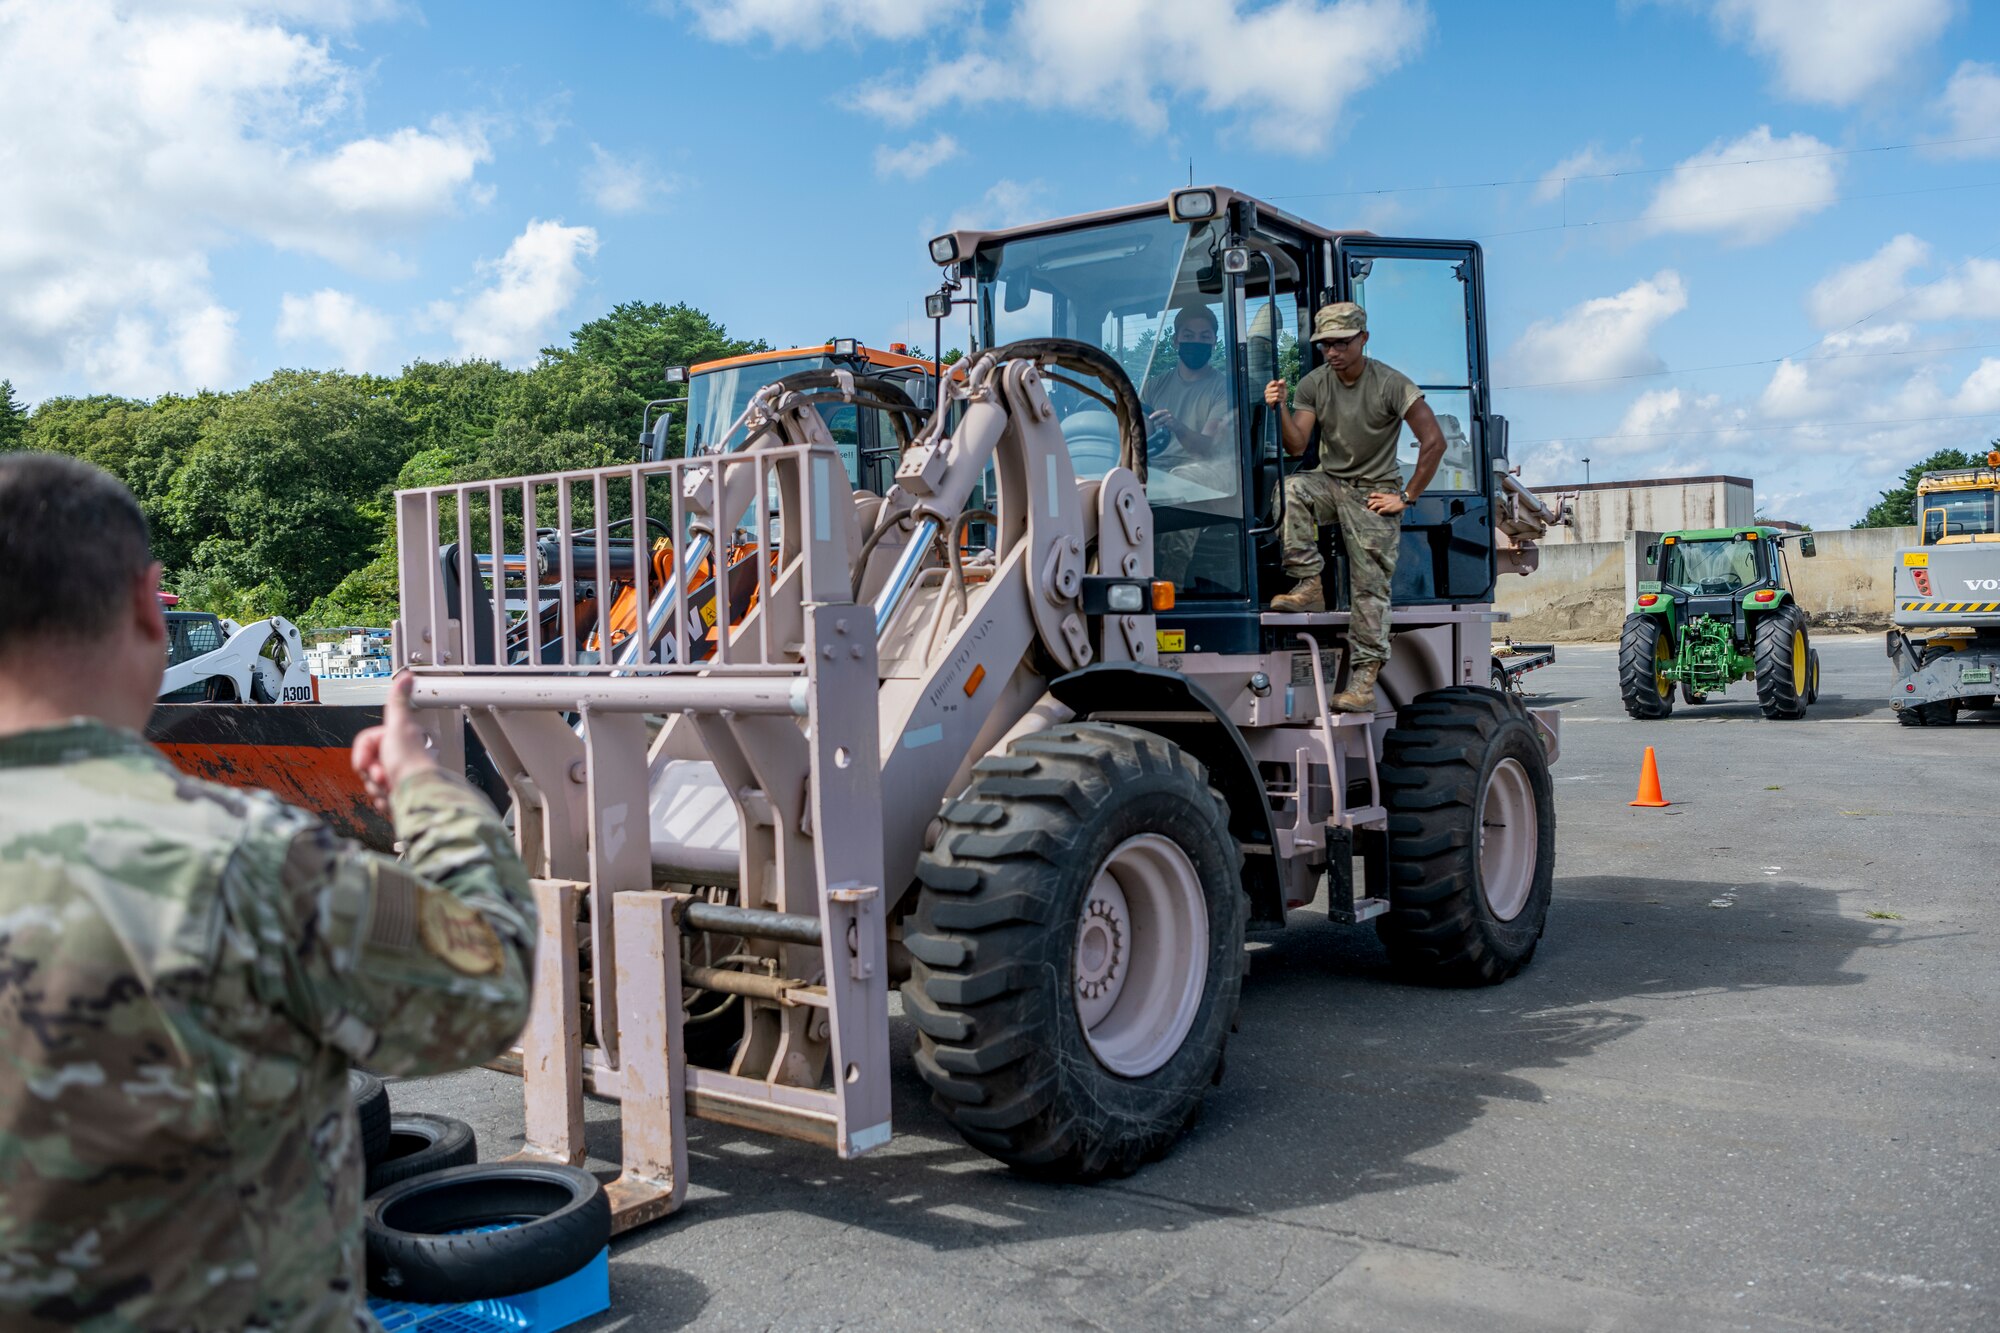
[0, 454, 535, 1332]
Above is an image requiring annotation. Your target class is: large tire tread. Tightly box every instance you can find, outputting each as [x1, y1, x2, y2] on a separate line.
[1374, 687, 1556, 988]
[904, 723, 1245, 1183]
[1753, 604, 1810, 720]
[1618, 614, 1674, 719]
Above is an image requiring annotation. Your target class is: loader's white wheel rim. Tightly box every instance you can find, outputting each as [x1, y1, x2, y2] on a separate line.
[1074, 834, 1208, 1078]
[1479, 758, 1537, 922]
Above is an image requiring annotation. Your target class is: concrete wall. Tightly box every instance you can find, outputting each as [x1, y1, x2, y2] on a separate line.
[1787, 526, 1916, 632]
[1543, 478, 1755, 544]
[1492, 539, 1628, 641]
[1494, 525, 1918, 639]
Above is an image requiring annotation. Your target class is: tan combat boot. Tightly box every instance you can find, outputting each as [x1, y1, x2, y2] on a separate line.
[1270, 573, 1325, 613]
[1329, 661, 1380, 713]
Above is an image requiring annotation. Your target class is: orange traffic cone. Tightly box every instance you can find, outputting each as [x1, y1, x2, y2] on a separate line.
[1629, 746, 1670, 808]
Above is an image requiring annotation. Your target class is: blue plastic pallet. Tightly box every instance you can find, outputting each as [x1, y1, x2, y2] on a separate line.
[368, 1247, 609, 1333]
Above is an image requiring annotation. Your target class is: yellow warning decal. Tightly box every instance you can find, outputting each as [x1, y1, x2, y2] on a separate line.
[1900, 601, 2000, 613]
[1156, 629, 1186, 652]
[1903, 552, 1929, 567]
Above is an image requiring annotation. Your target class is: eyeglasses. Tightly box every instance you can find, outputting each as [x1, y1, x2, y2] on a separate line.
[1318, 335, 1362, 351]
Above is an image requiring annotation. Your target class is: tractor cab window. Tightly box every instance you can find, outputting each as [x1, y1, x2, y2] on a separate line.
[975, 214, 1250, 598]
[166, 614, 225, 666]
[1921, 491, 1996, 543]
[688, 355, 873, 489]
[1662, 539, 1762, 593]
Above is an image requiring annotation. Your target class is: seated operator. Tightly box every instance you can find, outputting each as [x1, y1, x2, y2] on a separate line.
[1261, 302, 1447, 713]
[1144, 304, 1232, 469]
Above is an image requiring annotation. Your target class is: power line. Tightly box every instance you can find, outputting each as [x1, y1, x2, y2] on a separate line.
[1777, 236, 2000, 361]
[1499, 341, 2000, 392]
[1513, 409, 2000, 448]
[1474, 178, 2000, 242]
[1267, 131, 2000, 205]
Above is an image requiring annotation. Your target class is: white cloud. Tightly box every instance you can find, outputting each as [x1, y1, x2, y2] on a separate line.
[1641, 126, 1838, 245]
[1804, 234, 1928, 328]
[874, 132, 961, 181]
[1936, 62, 2000, 155]
[448, 220, 599, 365]
[1708, 0, 1954, 106]
[1533, 143, 1640, 203]
[683, 0, 926, 46]
[946, 180, 1049, 232]
[277, 289, 395, 372]
[0, 0, 491, 397]
[848, 0, 1430, 153]
[582, 144, 677, 214]
[1507, 272, 1688, 386]
[1806, 235, 2000, 329]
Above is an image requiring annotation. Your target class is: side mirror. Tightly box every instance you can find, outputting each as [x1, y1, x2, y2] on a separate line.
[1799, 534, 1817, 558]
[1003, 276, 1030, 313]
[1489, 414, 1509, 465]
[1644, 542, 1660, 564]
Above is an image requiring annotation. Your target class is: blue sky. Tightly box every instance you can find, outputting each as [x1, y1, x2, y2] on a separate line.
[2, 0, 1997, 526]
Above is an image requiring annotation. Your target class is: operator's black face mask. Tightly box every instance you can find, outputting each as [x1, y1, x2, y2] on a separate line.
[1177, 341, 1213, 370]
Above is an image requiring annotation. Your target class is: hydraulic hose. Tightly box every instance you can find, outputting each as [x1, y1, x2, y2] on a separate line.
[985, 338, 1149, 484]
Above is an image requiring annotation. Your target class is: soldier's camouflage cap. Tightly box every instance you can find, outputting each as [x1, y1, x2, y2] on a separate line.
[1311, 302, 1368, 343]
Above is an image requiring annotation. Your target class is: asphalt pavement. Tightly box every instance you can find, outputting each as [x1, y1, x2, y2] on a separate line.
[388, 633, 1998, 1332]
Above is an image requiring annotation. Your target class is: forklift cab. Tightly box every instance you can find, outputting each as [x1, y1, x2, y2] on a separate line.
[934, 187, 1503, 655]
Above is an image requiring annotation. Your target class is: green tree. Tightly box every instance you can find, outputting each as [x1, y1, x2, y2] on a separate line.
[540, 301, 766, 450]
[165, 370, 412, 618]
[1854, 446, 1985, 528]
[0, 379, 26, 451]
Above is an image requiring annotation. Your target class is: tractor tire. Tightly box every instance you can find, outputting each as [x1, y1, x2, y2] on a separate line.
[1753, 605, 1811, 720]
[904, 722, 1245, 1182]
[1679, 682, 1708, 705]
[1806, 650, 1821, 705]
[1618, 614, 1674, 719]
[1375, 688, 1555, 987]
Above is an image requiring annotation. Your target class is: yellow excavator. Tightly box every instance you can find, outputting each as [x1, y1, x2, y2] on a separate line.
[1889, 449, 2000, 724]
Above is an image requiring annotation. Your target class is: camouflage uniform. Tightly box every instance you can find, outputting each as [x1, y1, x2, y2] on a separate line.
[0, 721, 535, 1332]
[1280, 473, 1401, 667]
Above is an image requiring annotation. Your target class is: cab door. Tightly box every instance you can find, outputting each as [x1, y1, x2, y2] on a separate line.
[1330, 239, 1495, 605]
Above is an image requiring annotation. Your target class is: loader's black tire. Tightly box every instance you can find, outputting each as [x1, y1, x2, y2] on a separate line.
[349, 1069, 391, 1167]
[366, 1113, 478, 1196]
[1375, 688, 1555, 987]
[1618, 614, 1674, 719]
[904, 722, 1245, 1182]
[1753, 605, 1811, 720]
[365, 1162, 607, 1303]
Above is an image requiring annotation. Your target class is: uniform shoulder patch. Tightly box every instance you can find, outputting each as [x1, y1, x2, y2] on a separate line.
[417, 890, 504, 976]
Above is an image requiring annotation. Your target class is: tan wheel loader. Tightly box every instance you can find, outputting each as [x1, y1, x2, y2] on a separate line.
[389, 187, 1566, 1231]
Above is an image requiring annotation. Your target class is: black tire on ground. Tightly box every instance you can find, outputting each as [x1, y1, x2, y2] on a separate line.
[1374, 687, 1556, 987]
[1679, 681, 1707, 705]
[366, 1113, 478, 1196]
[1752, 604, 1811, 720]
[1491, 661, 1509, 691]
[1805, 649, 1821, 705]
[349, 1069, 391, 1167]
[365, 1162, 609, 1303]
[904, 722, 1246, 1182]
[1618, 614, 1674, 719]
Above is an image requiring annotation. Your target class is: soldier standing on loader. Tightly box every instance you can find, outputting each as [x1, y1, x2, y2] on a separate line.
[0, 453, 536, 1331]
[1264, 301, 1449, 710]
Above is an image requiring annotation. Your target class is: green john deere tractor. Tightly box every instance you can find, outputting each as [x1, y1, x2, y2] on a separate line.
[1619, 526, 1821, 720]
